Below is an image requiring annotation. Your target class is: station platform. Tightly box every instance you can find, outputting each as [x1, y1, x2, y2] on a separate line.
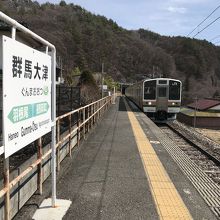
[15, 96, 218, 220]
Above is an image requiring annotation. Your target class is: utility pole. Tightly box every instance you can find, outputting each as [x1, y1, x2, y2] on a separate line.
[113, 86, 116, 104]
[101, 63, 104, 98]
[193, 97, 198, 129]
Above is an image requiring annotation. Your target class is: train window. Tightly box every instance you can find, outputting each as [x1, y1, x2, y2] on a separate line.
[158, 87, 167, 97]
[158, 80, 167, 84]
[144, 80, 156, 99]
[169, 80, 181, 100]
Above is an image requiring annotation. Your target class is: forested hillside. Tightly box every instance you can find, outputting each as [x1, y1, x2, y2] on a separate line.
[138, 29, 220, 101]
[1, 0, 220, 102]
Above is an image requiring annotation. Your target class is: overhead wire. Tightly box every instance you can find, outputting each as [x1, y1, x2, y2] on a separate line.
[187, 5, 220, 37]
[192, 16, 220, 38]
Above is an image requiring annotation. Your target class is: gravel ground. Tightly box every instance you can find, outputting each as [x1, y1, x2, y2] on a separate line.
[171, 120, 220, 154]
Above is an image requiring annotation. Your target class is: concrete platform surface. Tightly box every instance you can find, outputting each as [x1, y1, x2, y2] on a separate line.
[32, 199, 71, 220]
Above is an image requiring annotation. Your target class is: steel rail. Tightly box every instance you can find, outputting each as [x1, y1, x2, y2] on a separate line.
[166, 123, 220, 166]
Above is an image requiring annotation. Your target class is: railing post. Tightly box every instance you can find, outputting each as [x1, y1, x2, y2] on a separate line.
[97, 102, 98, 121]
[91, 105, 93, 128]
[68, 115, 72, 157]
[90, 105, 92, 129]
[37, 137, 42, 195]
[92, 104, 94, 127]
[88, 106, 90, 133]
[89, 105, 91, 130]
[57, 119, 60, 172]
[91, 105, 93, 127]
[97, 102, 99, 122]
[99, 101, 102, 119]
[83, 108, 86, 139]
[77, 110, 80, 147]
[101, 100, 102, 116]
[79, 110, 81, 141]
[102, 100, 104, 116]
[94, 104, 96, 124]
[4, 157, 10, 220]
[94, 102, 97, 124]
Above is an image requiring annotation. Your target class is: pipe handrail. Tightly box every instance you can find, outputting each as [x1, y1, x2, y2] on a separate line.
[0, 95, 113, 207]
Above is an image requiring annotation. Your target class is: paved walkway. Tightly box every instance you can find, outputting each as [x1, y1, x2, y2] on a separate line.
[57, 97, 159, 219]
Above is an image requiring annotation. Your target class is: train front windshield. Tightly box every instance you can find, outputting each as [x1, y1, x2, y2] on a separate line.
[144, 80, 156, 99]
[169, 80, 181, 100]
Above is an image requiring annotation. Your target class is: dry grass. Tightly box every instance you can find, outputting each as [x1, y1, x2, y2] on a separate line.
[196, 128, 220, 144]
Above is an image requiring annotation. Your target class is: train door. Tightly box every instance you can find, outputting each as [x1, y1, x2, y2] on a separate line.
[156, 80, 168, 120]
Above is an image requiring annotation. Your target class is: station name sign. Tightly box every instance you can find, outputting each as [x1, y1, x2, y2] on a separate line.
[2, 36, 52, 158]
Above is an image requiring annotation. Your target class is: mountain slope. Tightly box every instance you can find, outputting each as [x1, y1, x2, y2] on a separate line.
[1, 0, 220, 102]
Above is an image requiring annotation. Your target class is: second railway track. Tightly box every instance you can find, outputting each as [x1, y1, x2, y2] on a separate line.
[159, 121, 220, 185]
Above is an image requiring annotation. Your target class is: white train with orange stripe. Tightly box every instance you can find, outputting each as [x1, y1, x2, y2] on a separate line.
[125, 78, 182, 121]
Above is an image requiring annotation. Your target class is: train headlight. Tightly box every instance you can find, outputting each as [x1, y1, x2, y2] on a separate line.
[148, 102, 152, 105]
[172, 102, 175, 105]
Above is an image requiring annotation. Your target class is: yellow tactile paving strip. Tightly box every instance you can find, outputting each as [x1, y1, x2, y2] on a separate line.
[125, 102, 192, 220]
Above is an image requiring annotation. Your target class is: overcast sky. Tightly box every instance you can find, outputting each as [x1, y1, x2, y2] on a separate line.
[37, 0, 220, 45]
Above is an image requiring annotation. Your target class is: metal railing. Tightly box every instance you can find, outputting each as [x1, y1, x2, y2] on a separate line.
[0, 95, 113, 219]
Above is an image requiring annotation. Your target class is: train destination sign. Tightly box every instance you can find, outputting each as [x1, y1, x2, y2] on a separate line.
[2, 36, 52, 158]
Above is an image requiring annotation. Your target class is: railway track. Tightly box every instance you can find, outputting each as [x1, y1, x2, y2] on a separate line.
[159, 122, 220, 185]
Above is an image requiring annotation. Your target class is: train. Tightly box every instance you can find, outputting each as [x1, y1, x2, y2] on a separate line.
[125, 78, 182, 121]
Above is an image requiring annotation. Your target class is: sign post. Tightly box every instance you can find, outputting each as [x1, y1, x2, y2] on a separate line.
[51, 48, 57, 207]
